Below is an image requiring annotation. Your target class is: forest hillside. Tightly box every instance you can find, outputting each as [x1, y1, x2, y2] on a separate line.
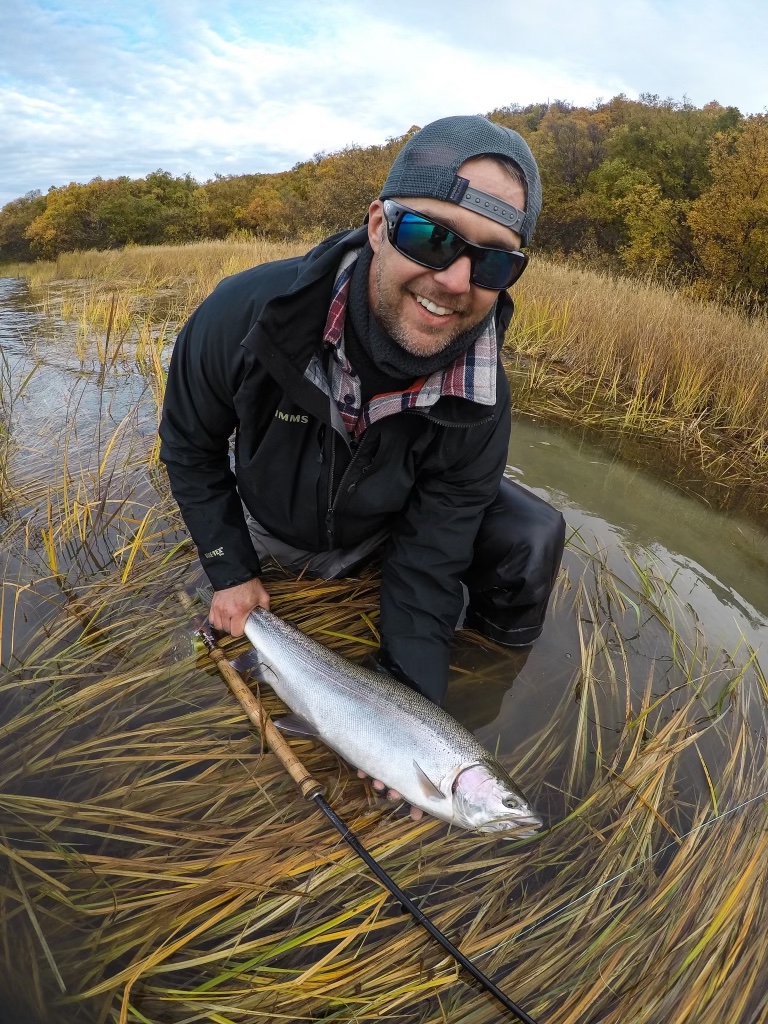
[2, 95, 767, 305]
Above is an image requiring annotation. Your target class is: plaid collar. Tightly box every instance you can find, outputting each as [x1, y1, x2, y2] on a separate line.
[307, 247, 497, 438]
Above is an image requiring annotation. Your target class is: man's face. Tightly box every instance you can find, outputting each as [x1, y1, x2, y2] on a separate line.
[366, 156, 525, 358]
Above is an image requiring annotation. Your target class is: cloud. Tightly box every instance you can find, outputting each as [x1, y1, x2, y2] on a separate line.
[1, 0, 766, 209]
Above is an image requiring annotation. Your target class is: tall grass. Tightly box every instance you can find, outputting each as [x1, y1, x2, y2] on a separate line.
[8, 239, 768, 497]
[5, 238, 306, 314]
[2, 539, 767, 1023]
[507, 259, 768, 487]
[1, 249, 768, 1020]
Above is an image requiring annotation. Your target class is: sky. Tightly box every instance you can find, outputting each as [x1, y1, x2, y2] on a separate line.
[1, 0, 767, 209]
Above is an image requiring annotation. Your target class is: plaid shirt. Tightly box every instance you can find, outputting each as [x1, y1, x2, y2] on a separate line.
[304, 248, 497, 439]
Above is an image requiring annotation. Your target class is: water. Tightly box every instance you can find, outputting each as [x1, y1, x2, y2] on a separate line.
[3, 268, 765, 729]
[442, 415, 768, 803]
[3, 270, 767, 709]
[509, 416, 768, 648]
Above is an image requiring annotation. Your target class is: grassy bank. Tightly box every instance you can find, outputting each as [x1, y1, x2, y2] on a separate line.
[6, 239, 768, 510]
[507, 260, 768, 503]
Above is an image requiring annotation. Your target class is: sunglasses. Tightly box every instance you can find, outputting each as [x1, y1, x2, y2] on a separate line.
[382, 200, 528, 290]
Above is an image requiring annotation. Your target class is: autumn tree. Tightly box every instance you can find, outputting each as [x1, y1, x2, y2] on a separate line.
[305, 134, 412, 232]
[26, 179, 116, 257]
[201, 173, 263, 237]
[241, 173, 313, 236]
[0, 190, 47, 261]
[688, 115, 768, 300]
[24, 171, 208, 256]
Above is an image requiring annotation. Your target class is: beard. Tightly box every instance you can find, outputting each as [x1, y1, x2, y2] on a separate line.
[372, 248, 481, 357]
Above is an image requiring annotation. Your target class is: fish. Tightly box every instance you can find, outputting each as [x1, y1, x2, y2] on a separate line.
[242, 607, 542, 836]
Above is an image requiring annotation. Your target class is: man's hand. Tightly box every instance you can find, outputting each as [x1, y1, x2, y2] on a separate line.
[356, 769, 425, 821]
[209, 578, 270, 636]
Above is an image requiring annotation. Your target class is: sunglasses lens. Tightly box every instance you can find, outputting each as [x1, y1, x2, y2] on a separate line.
[387, 203, 528, 290]
[395, 212, 464, 270]
[472, 248, 527, 289]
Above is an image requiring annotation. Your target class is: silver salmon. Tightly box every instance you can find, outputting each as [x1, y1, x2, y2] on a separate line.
[243, 608, 542, 836]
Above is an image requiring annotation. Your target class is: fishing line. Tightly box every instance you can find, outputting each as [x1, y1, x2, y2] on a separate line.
[480, 786, 768, 959]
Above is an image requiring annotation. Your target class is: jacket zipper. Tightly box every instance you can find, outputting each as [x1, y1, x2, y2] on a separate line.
[325, 433, 367, 549]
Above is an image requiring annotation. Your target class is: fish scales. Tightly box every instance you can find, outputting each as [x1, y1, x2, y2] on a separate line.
[243, 608, 541, 834]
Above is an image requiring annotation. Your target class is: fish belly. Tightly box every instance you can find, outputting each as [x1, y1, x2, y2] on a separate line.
[243, 612, 468, 818]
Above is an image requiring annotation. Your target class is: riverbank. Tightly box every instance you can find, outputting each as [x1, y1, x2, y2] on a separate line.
[506, 258, 768, 515]
[5, 239, 767, 516]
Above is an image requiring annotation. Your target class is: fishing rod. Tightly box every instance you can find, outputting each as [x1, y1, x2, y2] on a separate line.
[185, 602, 540, 1024]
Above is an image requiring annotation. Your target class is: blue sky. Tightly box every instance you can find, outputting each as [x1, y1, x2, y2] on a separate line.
[1, 0, 767, 209]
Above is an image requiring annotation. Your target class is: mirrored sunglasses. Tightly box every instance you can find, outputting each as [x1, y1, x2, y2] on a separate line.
[382, 200, 528, 290]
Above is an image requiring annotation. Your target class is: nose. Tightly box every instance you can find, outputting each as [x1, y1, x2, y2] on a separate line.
[431, 253, 473, 294]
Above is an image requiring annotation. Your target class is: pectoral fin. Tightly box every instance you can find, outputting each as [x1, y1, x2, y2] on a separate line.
[413, 761, 447, 801]
[273, 713, 319, 737]
[229, 650, 263, 675]
[229, 651, 279, 686]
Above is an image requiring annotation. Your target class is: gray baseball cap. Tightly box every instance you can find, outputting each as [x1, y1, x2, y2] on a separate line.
[380, 115, 541, 246]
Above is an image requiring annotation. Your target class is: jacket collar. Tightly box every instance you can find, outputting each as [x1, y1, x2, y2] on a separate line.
[241, 227, 512, 430]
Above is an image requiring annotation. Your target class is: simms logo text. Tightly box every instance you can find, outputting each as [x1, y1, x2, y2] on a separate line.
[204, 547, 224, 558]
[275, 410, 308, 424]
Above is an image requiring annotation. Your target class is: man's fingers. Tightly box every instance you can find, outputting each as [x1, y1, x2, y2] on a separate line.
[357, 772, 407, 804]
[209, 579, 270, 637]
[357, 770, 423, 820]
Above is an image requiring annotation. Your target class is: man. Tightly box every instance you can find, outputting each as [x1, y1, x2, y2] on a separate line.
[159, 115, 565, 711]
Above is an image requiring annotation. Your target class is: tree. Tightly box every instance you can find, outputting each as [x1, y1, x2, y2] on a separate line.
[24, 171, 209, 256]
[241, 175, 311, 237]
[605, 96, 742, 203]
[306, 135, 409, 232]
[26, 180, 115, 257]
[688, 115, 768, 300]
[0, 191, 47, 260]
[201, 173, 263, 238]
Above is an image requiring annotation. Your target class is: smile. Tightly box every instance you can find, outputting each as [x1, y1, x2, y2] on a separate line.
[415, 294, 454, 317]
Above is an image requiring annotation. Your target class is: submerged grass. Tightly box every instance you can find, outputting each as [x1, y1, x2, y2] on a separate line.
[1, 244, 768, 1022]
[2, 535, 767, 1023]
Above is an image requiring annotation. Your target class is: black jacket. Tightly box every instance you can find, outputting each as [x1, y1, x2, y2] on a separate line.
[159, 227, 513, 702]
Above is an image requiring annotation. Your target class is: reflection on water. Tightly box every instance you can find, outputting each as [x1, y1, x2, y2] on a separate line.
[508, 416, 768, 648]
[442, 415, 768, 812]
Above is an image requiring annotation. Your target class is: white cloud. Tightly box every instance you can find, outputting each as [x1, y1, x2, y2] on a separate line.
[1, 0, 766, 208]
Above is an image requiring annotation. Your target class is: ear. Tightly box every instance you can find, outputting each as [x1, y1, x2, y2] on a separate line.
[367, 200, 385, 252]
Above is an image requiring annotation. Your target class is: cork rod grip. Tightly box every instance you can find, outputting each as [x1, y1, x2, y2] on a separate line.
[207, 644, 323, 799]
[178, 593, 323, 800]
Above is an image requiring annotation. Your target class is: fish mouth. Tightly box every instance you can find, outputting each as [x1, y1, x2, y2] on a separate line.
[477, 813, 543, 837]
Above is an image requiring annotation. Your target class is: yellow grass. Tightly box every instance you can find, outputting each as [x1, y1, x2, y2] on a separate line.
[8, 239, 768, 497]
[506, 258, 768, 486]
[2, 248, 768, 1021]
